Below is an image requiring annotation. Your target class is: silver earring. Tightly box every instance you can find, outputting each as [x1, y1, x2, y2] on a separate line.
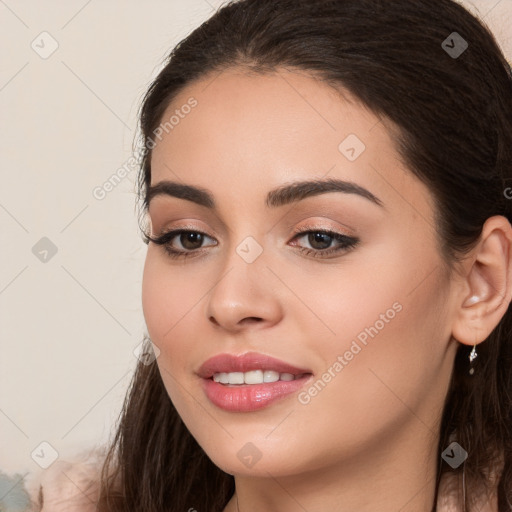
[469, 344, 477, 375]
[465, 295, 480, 306]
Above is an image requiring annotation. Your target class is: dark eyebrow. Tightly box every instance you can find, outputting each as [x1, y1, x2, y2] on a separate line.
[266, 178, 383, 208]
[146, 178, 383, 209]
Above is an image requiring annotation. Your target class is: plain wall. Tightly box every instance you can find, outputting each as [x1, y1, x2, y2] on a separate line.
[1, 0, 511, 478]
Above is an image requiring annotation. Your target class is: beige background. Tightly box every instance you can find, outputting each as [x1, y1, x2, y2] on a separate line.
[0, 0, 511, 477]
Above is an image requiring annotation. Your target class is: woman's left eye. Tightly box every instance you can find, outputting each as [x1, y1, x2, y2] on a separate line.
[147, 228, 359, 259]
[290, 229, 359, 258]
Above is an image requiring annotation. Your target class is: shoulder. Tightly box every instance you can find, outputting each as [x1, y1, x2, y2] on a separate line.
[24, 446, 105, 512]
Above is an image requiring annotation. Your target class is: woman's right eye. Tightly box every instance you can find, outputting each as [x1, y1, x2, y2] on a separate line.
[147, 229, 217, 259]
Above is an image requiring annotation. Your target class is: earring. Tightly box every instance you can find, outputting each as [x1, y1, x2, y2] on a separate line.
[465, 295, 480, 306]
[469, 344, 478, 375]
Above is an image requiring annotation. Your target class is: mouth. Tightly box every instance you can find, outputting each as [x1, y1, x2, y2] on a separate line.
[197, 351, 313, 380]
[197, 352, 314, 412]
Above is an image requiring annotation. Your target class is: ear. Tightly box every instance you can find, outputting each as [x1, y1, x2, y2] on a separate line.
[452, 215, 512, 346]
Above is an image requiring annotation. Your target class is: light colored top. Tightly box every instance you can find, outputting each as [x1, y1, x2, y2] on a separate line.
[23, 448, 104, 512]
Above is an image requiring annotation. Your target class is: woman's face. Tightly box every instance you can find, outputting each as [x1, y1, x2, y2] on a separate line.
[142, 68, 459, 477]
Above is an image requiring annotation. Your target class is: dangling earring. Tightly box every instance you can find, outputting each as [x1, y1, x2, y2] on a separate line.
[469, 344, 477, 375]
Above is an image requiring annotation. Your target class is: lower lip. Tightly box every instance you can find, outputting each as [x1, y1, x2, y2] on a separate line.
[201, 375, 313, 412]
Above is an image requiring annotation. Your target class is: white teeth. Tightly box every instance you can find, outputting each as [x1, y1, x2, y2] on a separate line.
[263, 370, 279, 383]
[229, 372, 245, 384]
[244, 370, 263, 384]
[212, 370, 303, 385]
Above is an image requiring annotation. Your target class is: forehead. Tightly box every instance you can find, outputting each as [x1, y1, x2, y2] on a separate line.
[151, 68, 385, 175]
[151, 68, 384, 166]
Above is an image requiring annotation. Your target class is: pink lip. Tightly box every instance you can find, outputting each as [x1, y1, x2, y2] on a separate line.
[197, 352, 313, 412]
[197, 351, 312, 378]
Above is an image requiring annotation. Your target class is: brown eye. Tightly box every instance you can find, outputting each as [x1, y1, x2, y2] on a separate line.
[147, 229, 217, 259]
[179, 232, 205, 250]
[290, 229, 359, 258]
[307, 232, 334, 250]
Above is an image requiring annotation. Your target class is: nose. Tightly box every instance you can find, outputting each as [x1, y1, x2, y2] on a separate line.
[205, 243, 284, 333]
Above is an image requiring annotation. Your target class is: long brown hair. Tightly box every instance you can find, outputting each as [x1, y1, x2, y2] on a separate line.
[97, 0, 512, 510]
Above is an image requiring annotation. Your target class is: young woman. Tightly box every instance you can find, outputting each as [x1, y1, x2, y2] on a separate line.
[31, 0, 512, 510]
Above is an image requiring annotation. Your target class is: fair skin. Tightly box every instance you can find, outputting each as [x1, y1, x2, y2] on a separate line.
[141, 67, 512, 512]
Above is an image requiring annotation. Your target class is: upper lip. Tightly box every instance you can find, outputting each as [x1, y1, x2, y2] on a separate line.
[197, 351, 313, 379]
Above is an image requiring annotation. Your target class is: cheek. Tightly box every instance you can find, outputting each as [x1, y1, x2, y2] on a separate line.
[283, 247, 420, 360]
[299, 256, 450, 441]
[141, 249, 202, 346]
[141, 249, 219, 400]
[141, 252, 199, 410]
[301, 243, 448, 387]
[141, 253, 168, 343]
[282, 311, 441, 476]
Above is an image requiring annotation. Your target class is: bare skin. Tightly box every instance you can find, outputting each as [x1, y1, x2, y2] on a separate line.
[141, 68, 512, 512]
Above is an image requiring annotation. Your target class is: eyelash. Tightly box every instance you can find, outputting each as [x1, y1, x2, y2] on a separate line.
[147, 226, 359, 260]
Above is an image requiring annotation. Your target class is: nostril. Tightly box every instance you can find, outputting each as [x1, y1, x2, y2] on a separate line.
[241, 317, 263, 324]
